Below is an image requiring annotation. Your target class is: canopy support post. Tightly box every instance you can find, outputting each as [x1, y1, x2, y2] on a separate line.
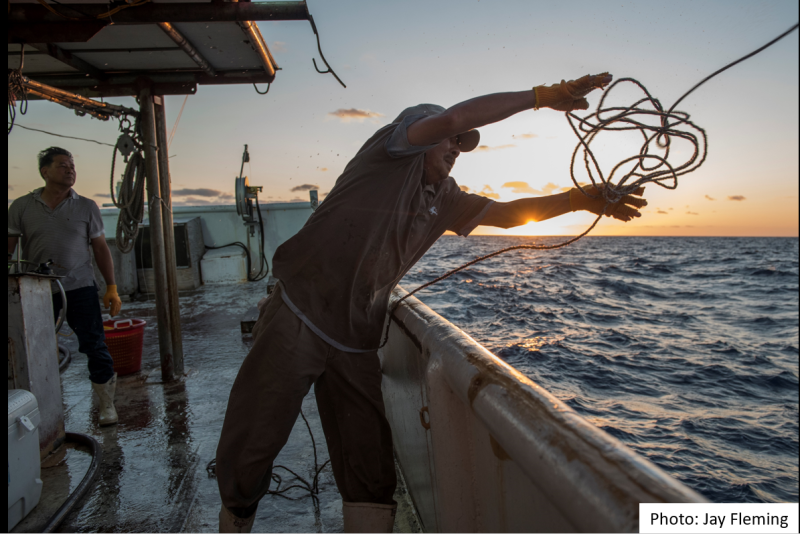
[138, 85, 175, 382]
[154, 96, 185, 377]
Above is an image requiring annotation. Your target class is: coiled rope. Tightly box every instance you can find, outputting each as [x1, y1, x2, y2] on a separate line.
[380, 22, 799, 348]
[110, 117, 147, 254]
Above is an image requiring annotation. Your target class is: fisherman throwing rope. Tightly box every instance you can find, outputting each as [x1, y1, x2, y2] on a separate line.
[216, 73, 648, 533]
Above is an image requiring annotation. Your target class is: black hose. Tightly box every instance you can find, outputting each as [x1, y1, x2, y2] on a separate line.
[57, 344, 71, 373]
[206, 200, 270, 283]
[42, 432, 103, 533]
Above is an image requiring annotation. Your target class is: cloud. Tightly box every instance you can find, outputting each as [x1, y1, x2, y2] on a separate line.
[705, 195, 715, 201]
[656, 209, 669, 214]
[511, 133, 538, 139]
[271, 41, 287, 53]
[501, 181, 563, 196]
[328, 108, 384, 122]
[173, 188, 228, 198]
[474, 144, 515, 152]
[459, 185, 471, 193]
[290, 184, 319, 192]
[319, 168, 329, 172]
[728, 195, 746, 201]
[478, 185, 500, 200]
[169, 188, 234, 205]
[686, 211, 699, 215]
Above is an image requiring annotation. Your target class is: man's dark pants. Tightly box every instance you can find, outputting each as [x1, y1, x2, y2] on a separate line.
[216, 283, 397, 518]
[52, 284, 115, 384]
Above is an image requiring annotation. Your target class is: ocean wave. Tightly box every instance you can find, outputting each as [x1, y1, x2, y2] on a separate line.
[405, 236, 799, 503]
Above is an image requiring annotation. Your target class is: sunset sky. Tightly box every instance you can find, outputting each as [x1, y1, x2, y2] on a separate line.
[7, 0, 799, 237]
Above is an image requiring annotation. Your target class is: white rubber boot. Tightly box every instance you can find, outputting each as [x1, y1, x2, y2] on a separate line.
[219, 504, 255, 533]
[91, 373, 118, 426]
[343, 502, 397, 533]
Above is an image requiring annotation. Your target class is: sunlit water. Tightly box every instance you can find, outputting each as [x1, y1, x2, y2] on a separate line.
[401, 236, 799, 503]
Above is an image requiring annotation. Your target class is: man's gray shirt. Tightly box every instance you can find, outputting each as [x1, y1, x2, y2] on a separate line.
[8, 188, 105, 291]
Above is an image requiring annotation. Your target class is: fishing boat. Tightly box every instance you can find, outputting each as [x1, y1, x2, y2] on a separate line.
[9, 171, 706, 533]
[8, 2, 707, 531]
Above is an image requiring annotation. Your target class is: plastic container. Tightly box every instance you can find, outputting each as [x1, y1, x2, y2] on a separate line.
[8, 390, 43, 532]
[102, 319, 147, 376]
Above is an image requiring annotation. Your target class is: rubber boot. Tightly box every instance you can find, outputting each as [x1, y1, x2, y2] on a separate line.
[342, 502, 397, 533]
[219, 504, 255, 533]
[91, 372, 118, 426]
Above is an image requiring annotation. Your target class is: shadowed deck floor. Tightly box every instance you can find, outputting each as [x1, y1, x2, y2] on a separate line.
[12, 284, 421, 533]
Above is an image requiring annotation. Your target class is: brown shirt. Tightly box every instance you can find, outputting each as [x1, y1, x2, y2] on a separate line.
[273, 114, 492, 351]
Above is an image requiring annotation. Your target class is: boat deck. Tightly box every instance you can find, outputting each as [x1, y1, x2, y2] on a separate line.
[12, 284, 421, 533]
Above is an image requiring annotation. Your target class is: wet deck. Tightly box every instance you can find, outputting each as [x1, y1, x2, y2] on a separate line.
[12, 284, 421, 533]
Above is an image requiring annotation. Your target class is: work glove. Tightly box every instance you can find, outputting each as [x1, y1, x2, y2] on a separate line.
[569, 185, 647, 222]
[534, 73, 612, 112]
[103, 285, 122, 317]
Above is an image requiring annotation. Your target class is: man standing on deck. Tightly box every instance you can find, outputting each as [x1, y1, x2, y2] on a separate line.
[8, 147, 123, 427]
[216, 73, 648, 532]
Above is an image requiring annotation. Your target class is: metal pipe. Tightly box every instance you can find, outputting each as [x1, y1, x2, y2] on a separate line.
[153, 98, 185, 377]
[238, 20, 276, 77]
[10, 2, 310, 24]
[157, 22, 217, 77]
[23, 77, 138, 117]
[138, 86, 175, 382]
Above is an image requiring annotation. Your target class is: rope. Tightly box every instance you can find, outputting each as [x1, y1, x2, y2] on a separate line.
[206, 409, 330, 506]
[168, 94, 188, 149]
[378, 22, 799, 349]
[8, 45, 26, 135]
[110, 117, 147, 254]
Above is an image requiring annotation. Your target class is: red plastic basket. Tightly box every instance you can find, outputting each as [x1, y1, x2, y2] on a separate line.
[103, 319, 147, 376]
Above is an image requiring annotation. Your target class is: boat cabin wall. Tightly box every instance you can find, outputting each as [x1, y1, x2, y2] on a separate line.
[99, 202, 313, 289]
[380, 287, 707, 533]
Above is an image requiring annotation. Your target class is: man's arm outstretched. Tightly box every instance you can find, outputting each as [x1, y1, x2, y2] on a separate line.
[481, 186, 648, 229]
[406, 73, 613, 147]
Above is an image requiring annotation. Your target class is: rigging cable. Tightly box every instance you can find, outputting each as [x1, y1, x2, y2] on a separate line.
[380, 21, 799, 348]
[11, 124, 115, 146]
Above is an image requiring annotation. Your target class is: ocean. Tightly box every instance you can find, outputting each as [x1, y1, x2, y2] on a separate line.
[400, 236, 799, 504]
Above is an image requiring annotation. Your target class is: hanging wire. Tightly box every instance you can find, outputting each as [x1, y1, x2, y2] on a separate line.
[8, 44, 27, 135]
[11, 124, 115, 146]
[307, 14, 346, 88]
[377, 21, 800, 349]
[253, 83, 271, 95]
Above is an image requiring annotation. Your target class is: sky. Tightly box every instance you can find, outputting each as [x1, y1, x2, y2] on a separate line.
[7, 0, 799, 237]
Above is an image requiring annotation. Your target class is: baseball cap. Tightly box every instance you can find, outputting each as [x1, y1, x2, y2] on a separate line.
[393, 104, 481, 152]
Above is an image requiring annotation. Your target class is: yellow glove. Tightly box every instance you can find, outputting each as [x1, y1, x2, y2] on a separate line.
[569, 185, 647, 222]
[103, 285, 122, 317]
[534, 73, 612, 111]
